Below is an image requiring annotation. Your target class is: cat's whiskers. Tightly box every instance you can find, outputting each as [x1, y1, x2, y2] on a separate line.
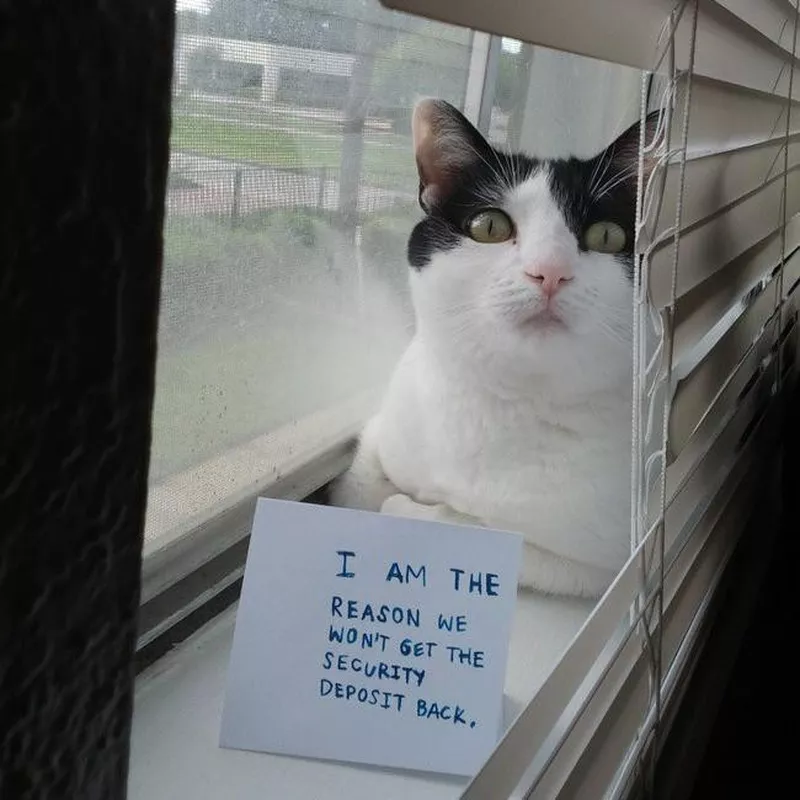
[592, 164, 639, 200]
[439, 300, 480, 317]
[587, 149, 608, 196]
[466, 143, 536, 200]
[595, 317, 632, 346]
[499, 151, 521, 195]
[471, 178, 504, 206]
[588, 143, 616, 197]
[463, 142, 513, 195]
[563, 293, 632, 344]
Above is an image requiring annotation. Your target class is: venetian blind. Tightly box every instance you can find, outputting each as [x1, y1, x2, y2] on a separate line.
[384, 1, 799, 797]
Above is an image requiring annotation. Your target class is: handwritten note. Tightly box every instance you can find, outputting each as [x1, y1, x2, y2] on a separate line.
[220, 498, 522, 776]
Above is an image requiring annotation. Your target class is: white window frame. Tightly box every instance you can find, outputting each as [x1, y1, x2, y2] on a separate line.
[136, 4, 798, 796]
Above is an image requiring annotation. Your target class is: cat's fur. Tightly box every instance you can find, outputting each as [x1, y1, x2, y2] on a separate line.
[331, 100, 657, 599]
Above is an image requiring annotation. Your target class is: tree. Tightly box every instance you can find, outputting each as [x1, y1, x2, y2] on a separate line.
[337, 20, 385, 237]
[322, 1, 430, 237]
[200, 1, 435, 235]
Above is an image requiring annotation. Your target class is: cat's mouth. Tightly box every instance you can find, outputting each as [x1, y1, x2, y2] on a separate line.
[521, 306, 568, 332]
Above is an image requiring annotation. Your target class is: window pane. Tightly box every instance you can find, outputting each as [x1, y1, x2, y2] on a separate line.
[151, 1, 474, 486]
[491, 40, 642, 157]
[148, 4, 641, 575]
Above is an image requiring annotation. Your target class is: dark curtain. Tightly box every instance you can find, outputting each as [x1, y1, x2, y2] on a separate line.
[685, 373, 799, 798]
[0, 2, 174, 798]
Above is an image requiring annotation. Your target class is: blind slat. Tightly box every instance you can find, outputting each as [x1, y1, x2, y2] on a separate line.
[649, 169, 800, 306]
[717, 0, 800, 54]
[639, 142, 800, 268]
[669, 320, 781, 458]
[660, 371, 769, 542]
[666, 358, 776, 502]
[673, 230, 799, 362]
[383, 0, 800, 96]
[784, 251, 800, 296]
[647, 141, 800, 258]
[673, 273, 780, 384]
[669, 289, 779, 453]
[678, 76, 799, 155]
[557, 443, 765, 799]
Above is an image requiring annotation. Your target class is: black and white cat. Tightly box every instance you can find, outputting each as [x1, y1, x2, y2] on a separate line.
[332, 99, 656, 599]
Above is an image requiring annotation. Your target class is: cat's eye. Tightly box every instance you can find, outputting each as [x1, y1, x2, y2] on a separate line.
[584, 221, 627, 253]
[466, 209, 514, 244]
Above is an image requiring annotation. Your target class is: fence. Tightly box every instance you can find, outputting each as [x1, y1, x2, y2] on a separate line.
[166, 151, 414, 225]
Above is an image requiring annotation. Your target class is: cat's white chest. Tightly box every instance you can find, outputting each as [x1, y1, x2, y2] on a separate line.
[375, 338, 632, 572]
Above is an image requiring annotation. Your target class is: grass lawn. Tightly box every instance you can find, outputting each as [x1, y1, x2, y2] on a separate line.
[172, 114, 328, 166]
[171, 114, 416, 189]
[174, 96, 345, 134]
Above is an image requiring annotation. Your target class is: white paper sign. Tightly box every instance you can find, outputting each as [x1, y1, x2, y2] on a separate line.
[220, 498, 522, 776]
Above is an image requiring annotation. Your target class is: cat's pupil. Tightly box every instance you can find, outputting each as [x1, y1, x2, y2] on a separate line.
[603, 227, 609, 245]
[488, 219, 494, 235]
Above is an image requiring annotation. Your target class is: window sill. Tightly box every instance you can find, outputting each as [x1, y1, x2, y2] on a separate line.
[130, 592, 594, 799]
[142, 390, 380, 603]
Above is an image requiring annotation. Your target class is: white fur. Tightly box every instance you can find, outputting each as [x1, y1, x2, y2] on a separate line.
[331, 168, 633, 599]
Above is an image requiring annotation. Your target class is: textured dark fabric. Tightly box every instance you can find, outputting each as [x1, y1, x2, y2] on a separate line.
[0, 3, 174, 799]
[687, 375, 799, 799]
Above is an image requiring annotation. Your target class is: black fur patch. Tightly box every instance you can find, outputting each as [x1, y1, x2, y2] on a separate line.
[407, 152, 540, 269]
[548, 156, 637, 280]
[408, 137, 643, 282]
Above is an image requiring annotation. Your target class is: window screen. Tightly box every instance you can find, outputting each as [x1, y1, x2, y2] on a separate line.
[152, 1, 477, 486]
[145, 2, 641, 561]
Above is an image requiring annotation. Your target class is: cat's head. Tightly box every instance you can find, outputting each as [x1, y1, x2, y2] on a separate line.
[407, 99, 658, 395]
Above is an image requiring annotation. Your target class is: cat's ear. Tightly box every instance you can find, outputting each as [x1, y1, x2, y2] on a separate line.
[412, 99, 492, 213]
[594, 110, 663, 194]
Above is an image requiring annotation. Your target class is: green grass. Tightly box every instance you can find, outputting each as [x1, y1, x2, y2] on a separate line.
[173, 96, 345, 134]
[172, 115, 331, 167]
[171, 113, 416, 189]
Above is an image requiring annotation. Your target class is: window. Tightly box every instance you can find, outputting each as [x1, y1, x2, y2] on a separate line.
[133, 0, 798, 798]
[144, 1, 474, 587]
[136, 0, 646, 791]
[143, 1, 640, 600]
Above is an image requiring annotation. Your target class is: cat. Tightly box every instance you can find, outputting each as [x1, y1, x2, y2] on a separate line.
[330, 99, 658, 599]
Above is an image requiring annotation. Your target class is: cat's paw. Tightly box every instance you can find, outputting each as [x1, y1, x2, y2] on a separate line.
[518, 545, 615, 599]
[381, 494, 483, 527]
[380, 493, 437, 520]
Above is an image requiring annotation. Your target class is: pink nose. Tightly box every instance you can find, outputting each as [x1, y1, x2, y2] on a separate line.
[524, 263, 573, 297]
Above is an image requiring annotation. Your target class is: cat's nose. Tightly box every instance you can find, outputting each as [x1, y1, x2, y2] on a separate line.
[524, 263, 573, 297]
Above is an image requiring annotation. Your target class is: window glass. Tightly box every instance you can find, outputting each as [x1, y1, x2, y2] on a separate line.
[138, 2, 649, 793]
[149, 3, 641, 562]
[152, 0, 474, 485]
[489, 39, 642, 156]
